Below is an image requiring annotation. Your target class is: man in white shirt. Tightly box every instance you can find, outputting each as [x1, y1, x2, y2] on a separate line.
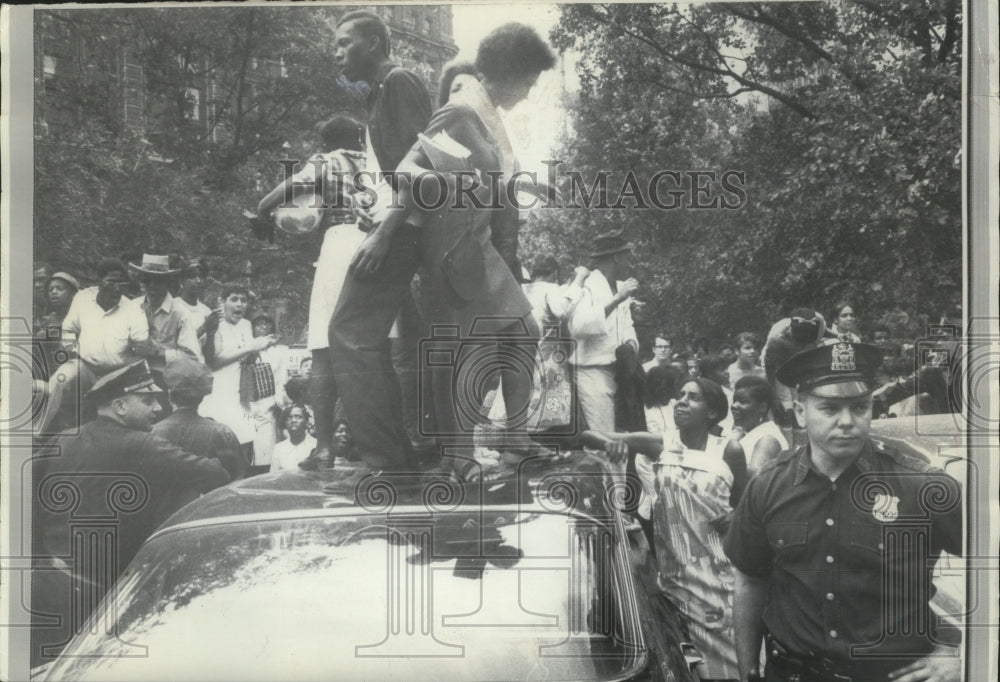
[567, 231, 639, 432]
[38, 259, 152, 433]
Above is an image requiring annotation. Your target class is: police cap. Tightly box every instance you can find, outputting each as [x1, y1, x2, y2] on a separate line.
[776, 341, 883, 398]
[85, 360, 164, 406]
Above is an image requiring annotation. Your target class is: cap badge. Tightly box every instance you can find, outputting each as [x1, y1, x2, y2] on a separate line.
[873, 493, 899, 522]
[830, 342, 856, 372]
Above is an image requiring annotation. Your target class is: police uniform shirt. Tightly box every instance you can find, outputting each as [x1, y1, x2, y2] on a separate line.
[723, 440, 962, 662]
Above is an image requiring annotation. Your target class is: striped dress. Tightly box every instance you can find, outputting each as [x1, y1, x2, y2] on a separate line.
[652, 430, 739, 680]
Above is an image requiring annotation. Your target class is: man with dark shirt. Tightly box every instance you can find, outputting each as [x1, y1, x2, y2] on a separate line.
[724, 342, 962, 682]
[32, 360, 229, 665]
[152, 357, 247, 481]
[327, 10, 432, 468]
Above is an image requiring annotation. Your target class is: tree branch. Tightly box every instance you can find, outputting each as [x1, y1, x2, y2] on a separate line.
[937, 0, 960, 62]
[722, 3, 834, 63]
[582, 4, 813, 117]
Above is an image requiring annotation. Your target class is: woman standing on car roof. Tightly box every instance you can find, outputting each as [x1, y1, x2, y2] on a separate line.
[583, 377, 747, 681]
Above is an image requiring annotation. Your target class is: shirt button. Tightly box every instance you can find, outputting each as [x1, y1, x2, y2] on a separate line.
[777, 539, 785, 547]
[826, 593, 835, 601]
[831, 483, 837, 491]
[878, 543, 885, 550]
[826, 555, 835, 564]
[826, 518, 835, 527]
[830, 629, 838, 639]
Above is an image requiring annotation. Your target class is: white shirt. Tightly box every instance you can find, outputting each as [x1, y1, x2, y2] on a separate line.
[568, 271, 637, 366]
[61, 287, 149, 372]
[740, 420, 789, 472]
[270, 435, 317, 472]
[175, 298, 213, 340]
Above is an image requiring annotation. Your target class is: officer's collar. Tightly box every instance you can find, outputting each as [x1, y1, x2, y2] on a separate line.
[793, 440, 876, 485]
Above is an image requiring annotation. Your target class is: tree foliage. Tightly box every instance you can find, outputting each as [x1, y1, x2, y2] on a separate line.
[531, 1, 962, 345]
[34, 6, 363, 340]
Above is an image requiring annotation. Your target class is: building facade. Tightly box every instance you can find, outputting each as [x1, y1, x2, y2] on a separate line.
[35, 6, 458, 138]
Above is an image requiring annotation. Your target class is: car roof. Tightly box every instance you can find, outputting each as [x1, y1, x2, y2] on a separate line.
[868, 413, 966, 468]
[156, 451, 616, 535]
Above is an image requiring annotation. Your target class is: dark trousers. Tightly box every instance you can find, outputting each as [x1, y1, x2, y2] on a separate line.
[391, 290, 428, 442]
[328, 228, 422, 468]
[310, 349, 337, 453]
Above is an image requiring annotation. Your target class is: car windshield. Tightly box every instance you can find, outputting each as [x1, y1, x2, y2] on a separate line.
[46, 509, 645, 681]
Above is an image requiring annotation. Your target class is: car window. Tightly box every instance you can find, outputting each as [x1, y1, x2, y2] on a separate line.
[45, 509, 646, 681]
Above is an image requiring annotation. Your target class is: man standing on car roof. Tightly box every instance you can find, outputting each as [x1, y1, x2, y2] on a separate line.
[724, 342, 962, 682]
[326, 9, 433, 470]
[32, 360, 230, 666]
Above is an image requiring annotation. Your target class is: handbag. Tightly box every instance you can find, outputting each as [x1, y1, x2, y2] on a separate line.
[239, 352, 275, 403]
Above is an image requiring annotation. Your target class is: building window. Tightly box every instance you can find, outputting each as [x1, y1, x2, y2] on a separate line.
[184, 87, 201, 121]
[43, 55, 58, 78]
[400, 7, 415, 29]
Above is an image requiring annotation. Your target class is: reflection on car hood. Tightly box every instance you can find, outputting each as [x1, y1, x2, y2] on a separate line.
[44, 505, 645, 682]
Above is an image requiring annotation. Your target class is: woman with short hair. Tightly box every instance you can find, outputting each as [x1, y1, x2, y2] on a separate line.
[199, 284, 275, 468]
[730, 375, 789, 473]
[583, 377, 747, 681]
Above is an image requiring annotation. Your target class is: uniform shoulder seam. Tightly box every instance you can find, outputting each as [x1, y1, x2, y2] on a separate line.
[758, 446, 799, 474]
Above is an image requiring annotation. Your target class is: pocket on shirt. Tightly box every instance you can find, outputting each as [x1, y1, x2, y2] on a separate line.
[848, 519, 885, 555]
[766, 522, 807, 551]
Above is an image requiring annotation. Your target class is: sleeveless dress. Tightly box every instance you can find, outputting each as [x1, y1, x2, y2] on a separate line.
[198, 319, 256, 444]
[740, 419, 789, 473]
[651, 430, 739, 680]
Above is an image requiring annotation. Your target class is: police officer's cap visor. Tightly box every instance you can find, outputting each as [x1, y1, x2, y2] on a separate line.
[798, 379, 872, 399]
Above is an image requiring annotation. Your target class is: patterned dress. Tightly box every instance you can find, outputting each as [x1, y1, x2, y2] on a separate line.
[652, 431, 739, 680]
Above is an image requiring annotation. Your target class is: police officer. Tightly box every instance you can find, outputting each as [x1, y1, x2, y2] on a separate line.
[723, 342, 962, 682]
[32, 360, 230, 665]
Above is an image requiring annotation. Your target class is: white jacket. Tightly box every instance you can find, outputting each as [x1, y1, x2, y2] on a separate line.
[568, 270, 637, 366]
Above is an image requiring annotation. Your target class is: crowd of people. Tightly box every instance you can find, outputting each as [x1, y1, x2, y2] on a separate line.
[30, 12, 963, 682]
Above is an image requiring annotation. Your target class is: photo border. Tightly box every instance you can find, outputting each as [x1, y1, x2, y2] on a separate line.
[2, 1, 997, 680]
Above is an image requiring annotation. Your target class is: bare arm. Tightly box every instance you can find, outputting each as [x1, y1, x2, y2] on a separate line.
[256, 177, 296, 219]
[749, 435, 783, 474]
[734, 568, 769, 680]
[207, 333, 273, 371]
[580, 430, 664, 458]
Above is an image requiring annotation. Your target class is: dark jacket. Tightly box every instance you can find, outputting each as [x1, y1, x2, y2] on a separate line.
[152, 407, 248, 481]
[35, 417, 230, 582]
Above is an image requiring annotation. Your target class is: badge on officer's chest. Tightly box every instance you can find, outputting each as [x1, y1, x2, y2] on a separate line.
[872, 493, 900, 522]
[830, 342, 856, 372]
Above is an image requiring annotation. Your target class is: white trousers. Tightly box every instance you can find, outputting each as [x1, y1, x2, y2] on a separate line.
[574, 365, 616, 432]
